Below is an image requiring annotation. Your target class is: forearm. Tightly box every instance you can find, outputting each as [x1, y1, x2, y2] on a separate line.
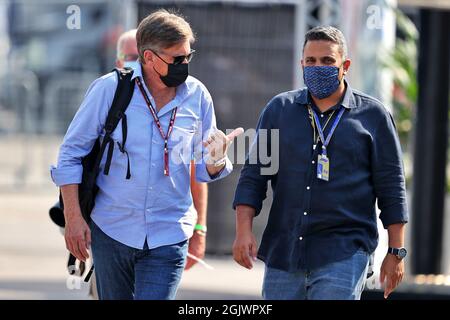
[191, 162, 208, 225]
[236, 205, 256, 234]
[191, 181, 208, 226]
[387, 223, 406, 248]
[60, 184, 82, 220]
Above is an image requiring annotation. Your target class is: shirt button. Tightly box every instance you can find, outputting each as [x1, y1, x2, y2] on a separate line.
[304, 212, 308, 216]
[321, 114, 324, 118]
[151, 163, 155, 167]
[149, 186, 153, 190]
[299, 236, 303, 241]
[312, 160, 315, 164]
[306, 186, 310, 190]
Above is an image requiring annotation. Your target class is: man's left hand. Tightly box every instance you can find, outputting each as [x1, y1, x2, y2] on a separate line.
[185, 232, 206, 270]
[380, 253, 404, 299]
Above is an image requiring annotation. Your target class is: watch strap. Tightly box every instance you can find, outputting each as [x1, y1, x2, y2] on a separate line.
[387, 247, 399, 256]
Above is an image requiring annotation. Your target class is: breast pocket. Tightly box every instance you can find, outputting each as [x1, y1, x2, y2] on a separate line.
[167, 125, 196, 173]
[152, 108, 199, 175]
[329, 119, 371, 175]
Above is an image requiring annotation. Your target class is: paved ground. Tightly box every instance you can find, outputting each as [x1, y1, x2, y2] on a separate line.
[1, 163, 450, 299]
[0, 136, 265, 300]
[0, 190, 264, 300]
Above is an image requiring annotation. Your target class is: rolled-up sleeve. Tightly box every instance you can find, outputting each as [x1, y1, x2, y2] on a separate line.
[233, 103, 274, 216]
[371, 110, 409, 228]
[194, 88, 232, 183]
[50, 75, 114, 187]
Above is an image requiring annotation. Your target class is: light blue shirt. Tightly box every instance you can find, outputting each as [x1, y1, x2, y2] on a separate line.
[50, 64, 232, 249]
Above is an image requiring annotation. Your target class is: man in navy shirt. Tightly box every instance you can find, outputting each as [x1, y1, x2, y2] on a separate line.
[232, 26, 408, 300]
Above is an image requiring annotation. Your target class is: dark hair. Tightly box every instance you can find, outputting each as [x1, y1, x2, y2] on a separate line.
[136, 9, 195, 63]
[303, 26, 347, 59]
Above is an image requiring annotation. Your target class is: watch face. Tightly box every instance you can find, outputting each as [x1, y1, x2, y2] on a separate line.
[398, 248, 407, 259]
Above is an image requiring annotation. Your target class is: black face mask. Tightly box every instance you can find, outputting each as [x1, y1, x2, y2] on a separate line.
[154, 63, 189, 87]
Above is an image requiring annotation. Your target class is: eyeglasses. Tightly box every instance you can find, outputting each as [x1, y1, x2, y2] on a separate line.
[152, 49, 196, 65]
[118, 53, 139, 62]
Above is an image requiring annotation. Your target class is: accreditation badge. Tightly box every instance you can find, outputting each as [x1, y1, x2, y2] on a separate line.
[317, 153, 330, 181]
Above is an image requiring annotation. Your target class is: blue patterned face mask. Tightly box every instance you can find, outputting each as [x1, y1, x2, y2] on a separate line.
[303, 65, 343, 99]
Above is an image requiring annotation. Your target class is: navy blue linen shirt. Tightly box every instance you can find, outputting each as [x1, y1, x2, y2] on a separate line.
[233, 81, 408, 272]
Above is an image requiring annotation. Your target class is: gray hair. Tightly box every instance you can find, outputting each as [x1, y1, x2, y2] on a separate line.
[303, 26, 348, 59]
[116, 29, 137, 59]
[136, 9, 195, 64]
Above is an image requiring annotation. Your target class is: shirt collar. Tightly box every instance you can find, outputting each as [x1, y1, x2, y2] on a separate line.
[130, 62, 142, 80]
[295, 79, 357, 109]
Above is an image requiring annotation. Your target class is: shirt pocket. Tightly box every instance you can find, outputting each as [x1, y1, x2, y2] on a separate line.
[153, 123, 197, 175]
[329, 119, 371, 175]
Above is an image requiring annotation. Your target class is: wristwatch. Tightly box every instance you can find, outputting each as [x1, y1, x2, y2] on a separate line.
[387, 247, 407, 260]
[213, 156, 227, 167]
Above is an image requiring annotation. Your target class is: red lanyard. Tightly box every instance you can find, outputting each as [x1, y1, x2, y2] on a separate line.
[135, 77, 178, 176]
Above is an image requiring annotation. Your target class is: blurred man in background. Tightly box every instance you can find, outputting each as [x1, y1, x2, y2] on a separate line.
[233, 26, 408, 300]
[116, 28, 209, 271]
[116, 29, 140, 70]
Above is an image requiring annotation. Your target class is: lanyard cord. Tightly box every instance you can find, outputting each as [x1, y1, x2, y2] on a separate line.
[135, 77, 178, 176]
[312, 106, 345, 151]
[308, 105, 336, 146]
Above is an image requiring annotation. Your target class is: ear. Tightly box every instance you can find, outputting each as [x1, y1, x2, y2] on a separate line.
[115, 59, 123, 69]
[143, 50, 154, 64]
[343, 59, 351, 75]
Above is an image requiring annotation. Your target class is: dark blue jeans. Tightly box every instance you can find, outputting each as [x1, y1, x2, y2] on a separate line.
[90, 220, 188, 300]
[262, 249, 370, 300]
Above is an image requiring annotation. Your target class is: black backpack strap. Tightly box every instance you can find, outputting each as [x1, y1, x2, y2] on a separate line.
[57, 68, 135, 280]
[84, 264, 95, 283]
[102, 67, 135, 179]
[117, 113, 131, 179]
[67, 253, 76, 274]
